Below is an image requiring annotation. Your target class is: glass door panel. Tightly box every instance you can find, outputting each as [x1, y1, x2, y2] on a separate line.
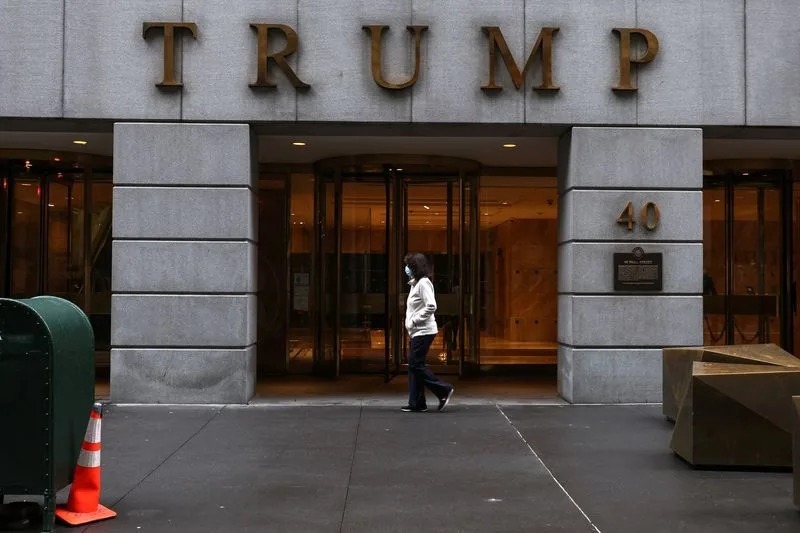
[404, 179, 455, 368]
[313, 157, 481, 378]
[702, 184, 727, 344]
[794, 181, 800, 354]
[460, 172, 480, 373]
[339, 181, 388, 372]
[703, 173, 787, 348]
[731, 185, 781, 344]
[10, 179, 41, 297]
[288, 175, 315, 373]
[0, 174, 7, 294]
[314, 176, 338, 375]
[46, 181, 70, 298]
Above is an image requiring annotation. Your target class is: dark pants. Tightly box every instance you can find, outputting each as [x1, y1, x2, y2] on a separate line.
[408, 334, 453, 409]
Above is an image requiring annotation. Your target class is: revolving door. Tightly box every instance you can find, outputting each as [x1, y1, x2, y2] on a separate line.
[312, 156, 480, 379]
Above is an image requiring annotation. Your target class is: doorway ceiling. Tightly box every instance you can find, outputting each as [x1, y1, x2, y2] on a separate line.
[3, 130, 800, 167]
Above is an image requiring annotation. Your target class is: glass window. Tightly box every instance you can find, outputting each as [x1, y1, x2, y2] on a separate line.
[10, 178, 41, 297]
[69, 179, 85, 305]
[46, 180, 71, 297]
[89, 180, 113, 314]
[288, 174, 314, 373]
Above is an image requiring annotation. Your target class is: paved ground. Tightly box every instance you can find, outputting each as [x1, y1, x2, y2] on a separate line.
[3, 399, 799, 532]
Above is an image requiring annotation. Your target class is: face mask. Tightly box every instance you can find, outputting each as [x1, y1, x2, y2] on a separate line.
[404, 266, 413, 278]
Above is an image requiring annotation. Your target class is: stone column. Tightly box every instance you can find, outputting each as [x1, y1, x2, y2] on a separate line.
[557, 127, 703, 403]
[110, 123, 257, 404]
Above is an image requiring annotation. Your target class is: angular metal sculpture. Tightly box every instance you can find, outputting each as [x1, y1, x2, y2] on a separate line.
[662, 344, 799, 421]
[670, 361, 800, 468]
[794, 396, 800, 507]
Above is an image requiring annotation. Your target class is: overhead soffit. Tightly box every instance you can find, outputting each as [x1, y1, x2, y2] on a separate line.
[2, 131, 800, 167]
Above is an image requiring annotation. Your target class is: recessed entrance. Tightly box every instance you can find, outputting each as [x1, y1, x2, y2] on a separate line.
[258, 154, 560, 380]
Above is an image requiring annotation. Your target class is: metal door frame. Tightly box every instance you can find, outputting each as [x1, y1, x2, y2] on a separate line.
[703, 162, 794, 351]
[313, 155, 482, 378]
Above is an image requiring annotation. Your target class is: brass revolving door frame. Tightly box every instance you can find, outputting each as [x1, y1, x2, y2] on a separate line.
[311, 155, 481, 380]
[703, 158, 796, 351]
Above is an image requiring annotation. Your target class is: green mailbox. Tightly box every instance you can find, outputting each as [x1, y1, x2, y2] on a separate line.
[0, 296, 95, 532]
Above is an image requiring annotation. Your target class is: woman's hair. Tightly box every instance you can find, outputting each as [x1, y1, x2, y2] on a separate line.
[404, 253, 432, 279]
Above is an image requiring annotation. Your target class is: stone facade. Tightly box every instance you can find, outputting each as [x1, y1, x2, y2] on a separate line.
[110, 123, 258, 403]
[2, 0, 798, 125]
[557, 127, 703, 403]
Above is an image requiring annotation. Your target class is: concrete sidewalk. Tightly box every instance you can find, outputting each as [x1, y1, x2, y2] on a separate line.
[10, 401, 800, 532]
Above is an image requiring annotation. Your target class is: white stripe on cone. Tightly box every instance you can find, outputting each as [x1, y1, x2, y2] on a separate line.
[85, 418, 101, 444]
[77, 448, 101, 468]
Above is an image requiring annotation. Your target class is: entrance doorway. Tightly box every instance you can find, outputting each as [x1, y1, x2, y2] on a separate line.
[702, 162, 797, 352]
[0, 153, 113, 354]
[312, 156, 480, 379]
[266, 155, 560, 381]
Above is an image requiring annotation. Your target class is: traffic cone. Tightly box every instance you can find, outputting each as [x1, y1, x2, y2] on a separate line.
[55, 403, 117, 526]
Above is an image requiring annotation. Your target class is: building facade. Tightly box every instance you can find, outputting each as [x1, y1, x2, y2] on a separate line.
[1, 0, 798, 403]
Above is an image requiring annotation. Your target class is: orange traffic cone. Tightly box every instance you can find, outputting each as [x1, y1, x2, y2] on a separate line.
[55, 402, 117, 526]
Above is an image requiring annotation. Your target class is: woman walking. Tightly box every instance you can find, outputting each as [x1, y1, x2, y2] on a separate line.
[402, 253, 455, 413]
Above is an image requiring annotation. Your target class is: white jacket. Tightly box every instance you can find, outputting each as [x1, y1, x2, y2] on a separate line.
[404, 277, 438, 337]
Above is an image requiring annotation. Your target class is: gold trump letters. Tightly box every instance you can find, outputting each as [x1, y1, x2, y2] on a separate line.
[142, 22, 198, 88]
[363, 25, 429, 90]
[142, 21, 659, 93]
[481, 26, 559, 91]
[249, 24, 309, 89]
[612, 28, 660, 91]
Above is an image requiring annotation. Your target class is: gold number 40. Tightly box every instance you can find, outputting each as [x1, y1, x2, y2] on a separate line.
[617, 201, 660, 231]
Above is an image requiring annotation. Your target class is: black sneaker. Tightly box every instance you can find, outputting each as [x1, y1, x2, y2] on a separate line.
[401, 405, 428, 412]
[438, 388, 455, 411]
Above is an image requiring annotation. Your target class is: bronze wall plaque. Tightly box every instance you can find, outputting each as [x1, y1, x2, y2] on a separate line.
[613, 247, 662, 291]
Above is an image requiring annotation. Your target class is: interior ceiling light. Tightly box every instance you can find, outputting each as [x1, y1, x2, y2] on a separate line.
[53, 157, 61, 162]
[503, 143, 517, 148]
[292, 141, 306, 146]
[423, 205, 431, 210]
[73, 140, 88, 145]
